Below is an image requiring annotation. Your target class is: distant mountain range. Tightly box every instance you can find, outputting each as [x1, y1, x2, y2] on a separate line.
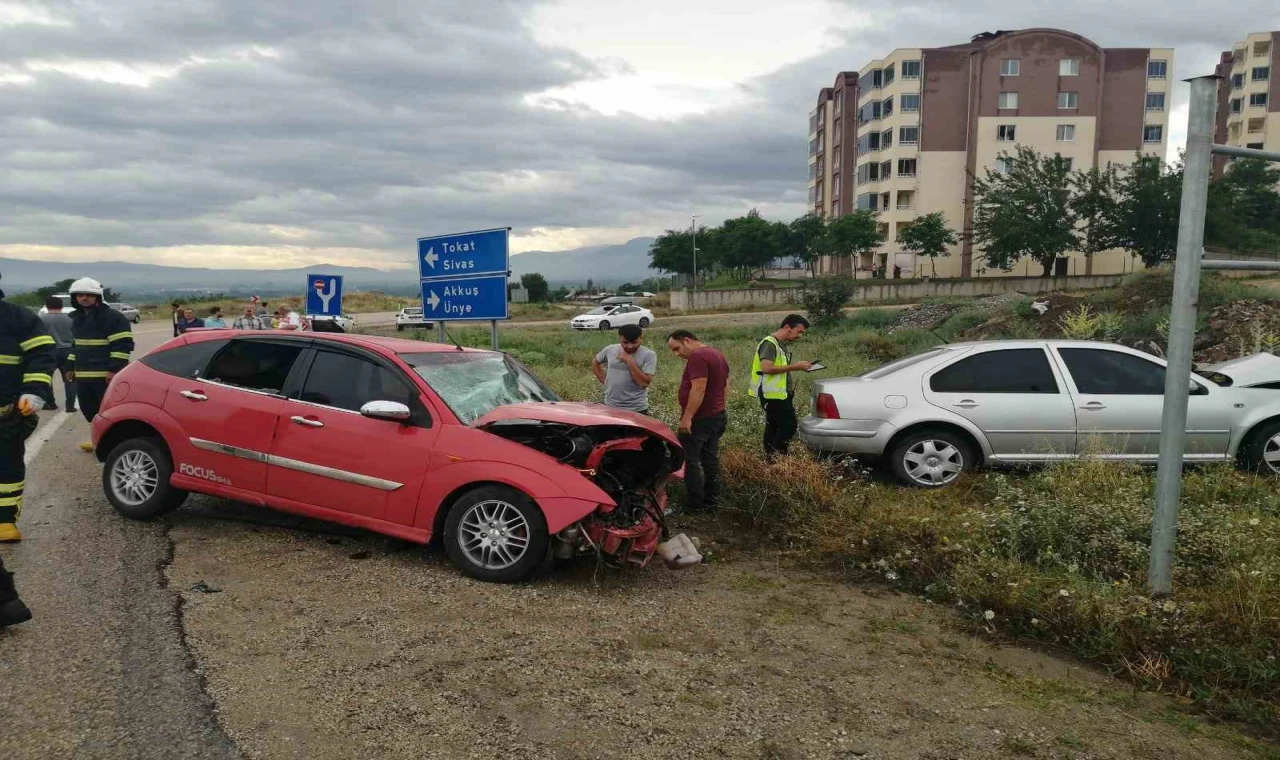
[0, 237, 658, 300]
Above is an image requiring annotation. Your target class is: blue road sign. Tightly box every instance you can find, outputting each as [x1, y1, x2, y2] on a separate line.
[417, 228, 509, 280]
[420, 274, 509, 321]
[305, 273, 344, 316]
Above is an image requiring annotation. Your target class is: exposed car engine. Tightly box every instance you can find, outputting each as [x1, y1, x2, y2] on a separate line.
[481, 420, 690, 568]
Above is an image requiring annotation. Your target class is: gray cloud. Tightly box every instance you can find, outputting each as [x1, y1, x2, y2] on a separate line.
[0, 0, 1270, 267]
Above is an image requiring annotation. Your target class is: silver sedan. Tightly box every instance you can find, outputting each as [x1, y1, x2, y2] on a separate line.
[800, 340, 1280, 487]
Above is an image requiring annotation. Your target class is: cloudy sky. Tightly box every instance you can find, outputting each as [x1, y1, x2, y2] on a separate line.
[0, 1, 1273, 271]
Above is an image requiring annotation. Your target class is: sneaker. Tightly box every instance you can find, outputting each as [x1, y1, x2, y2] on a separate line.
[43, 402, 58, 411]
[0, 523, 20, 542]
[66, 407, 77, 413]
[0, 598, 33, 627]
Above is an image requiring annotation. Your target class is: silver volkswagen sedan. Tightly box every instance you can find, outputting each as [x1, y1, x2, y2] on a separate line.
[800, 340, 1280, 487]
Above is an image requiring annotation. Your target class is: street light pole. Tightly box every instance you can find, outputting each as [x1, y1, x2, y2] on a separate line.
[691, 214, 700, 293]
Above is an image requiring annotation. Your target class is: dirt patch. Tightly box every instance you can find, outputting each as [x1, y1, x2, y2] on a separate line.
[166, 497, 1260, 760]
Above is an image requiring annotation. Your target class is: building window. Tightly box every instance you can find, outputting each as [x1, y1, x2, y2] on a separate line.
[897, 190, 915, 210]
[1231, 98, 1243, 114]
[816, 156, 825, 175]
[1254, 41, 1271, 58]
[833, 117, 842, 138]
[897, 158, 918, 177]
[1233, 48, 1245, 64]
[833, 175, 841, 197]
[1253, 66, 1271, 82]
[1248, 118, 1266, 133]
[882, 97, 894, 117]
[881, 129, 893, 148]
[902, 60, 921, 79]
[901, 93, 920, 112]
[857, 193, 876, 210]
[880, 193, 891, 211]
[1058, 91, 1079, 109]
[1147, 60, 1167, 78]
[809, 139, 818, 157]
[1232, 73, 1245, 89]
[1059, 58, 1080, 76]
[870, 68, 883, 88]
[1056, 124, 1075, 141]
[1250, 92, 1269, 108]
[883, 64, 895, 86]
[1248, 142, 1265, 150]
[1143, 124, 1163, 143]
[998, 91, 1018, 109]
[1060, 157, 1073, 171]
[1000, 58, 1020, 76]
[1229, 123, 1242, 140]
[856, 163, 869, 184]
[816, 181, 824, 203]
[997, 124, 1016, 141]
[1145, 92, 1165, 111]
[809, 163, 817, 181]
[880, 160, 892, 179]
[899, 126, 919, 145]
[995, 157, 1011, 175]
[833, 146, 842, 168]
[808, 186, 816, 205]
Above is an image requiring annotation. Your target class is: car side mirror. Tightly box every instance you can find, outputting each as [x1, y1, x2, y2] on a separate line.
[1190, 383, 1209, 396]
[361, 400, 412, 422]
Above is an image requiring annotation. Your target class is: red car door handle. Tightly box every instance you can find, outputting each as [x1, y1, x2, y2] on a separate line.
[180, 390, 208, 401]
[290, 415, 324, 428]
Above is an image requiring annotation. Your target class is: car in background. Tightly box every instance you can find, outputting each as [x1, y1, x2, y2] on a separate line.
[396, 307, 433, 331]
[90, 332, 684, 582]
[800, 339, 1280, 488]
[37, 294, 73, 315]
[306, 313, 356, 332]
[108, 302, 141, 323]
[570, 305, 654, 330]
[599, 295, 634, 306]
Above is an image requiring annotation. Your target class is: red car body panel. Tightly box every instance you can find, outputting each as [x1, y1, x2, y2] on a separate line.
[92, 331, 680, 557]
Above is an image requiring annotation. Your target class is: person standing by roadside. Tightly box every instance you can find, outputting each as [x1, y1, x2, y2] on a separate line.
[666, 330, 729, 513]
[175, 308, 204, 333]
[276, 304, 303, 331]
[67, 277, 133, 451]
[170, 302, 183, 337]
[232, 304, 267, 330]
[203, 306, 227, 328]
[257, 300, 271, 319]
[592, 324, 657, 415]
[39, 296, 77, 413]
[0, 269, 56, 555]
[750, 314, 812, 459]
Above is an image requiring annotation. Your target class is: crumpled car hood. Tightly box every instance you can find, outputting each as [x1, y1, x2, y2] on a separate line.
[1205, 352, 1280, 387]
[474, 402, 680, 446]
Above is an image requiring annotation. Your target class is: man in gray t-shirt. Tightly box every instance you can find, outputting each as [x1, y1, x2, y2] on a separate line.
[591, 324, 657, 414]
[38, 296, 77, 412]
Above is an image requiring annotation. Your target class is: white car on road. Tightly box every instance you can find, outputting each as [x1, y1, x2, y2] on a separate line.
[37, 293, 73, 315]
[306, 313, 356, 331]
[108, 302, 141, 323]
[570, 304, 654, 330]
[396, 306, 433, 331]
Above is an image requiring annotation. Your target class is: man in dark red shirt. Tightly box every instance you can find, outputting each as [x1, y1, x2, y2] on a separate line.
[667, 330, 729, 513]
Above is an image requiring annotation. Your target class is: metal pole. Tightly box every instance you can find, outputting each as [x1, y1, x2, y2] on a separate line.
[490, 319, 499, 351]
[437, 320, 446, 344]
[1148, 76, 1218, 597]
[691, 214, 699, 293]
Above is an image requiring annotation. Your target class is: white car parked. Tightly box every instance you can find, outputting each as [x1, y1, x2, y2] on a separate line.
[396, 307, 433, 331]
[108, 302, 141, 323]
[306, 313, 356, 331]
[570, 304, 654, 330]
[37, 294, 72, 315]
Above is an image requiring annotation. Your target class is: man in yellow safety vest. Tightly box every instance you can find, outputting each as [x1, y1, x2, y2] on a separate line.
[748, 314, 812, 459]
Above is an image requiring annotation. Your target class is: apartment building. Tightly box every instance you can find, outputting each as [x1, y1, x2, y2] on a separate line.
[1213, 31, 1279, 178]
[808, 29, 1172, 278]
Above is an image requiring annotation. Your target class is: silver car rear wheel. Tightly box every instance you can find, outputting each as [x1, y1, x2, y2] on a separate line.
[889, 430, 974, 488]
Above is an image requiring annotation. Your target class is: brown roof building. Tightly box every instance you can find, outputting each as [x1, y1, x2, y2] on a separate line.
[807, 29, 1173, 278]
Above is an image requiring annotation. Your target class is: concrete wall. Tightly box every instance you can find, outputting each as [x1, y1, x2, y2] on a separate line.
[670, 273, 1126, 312]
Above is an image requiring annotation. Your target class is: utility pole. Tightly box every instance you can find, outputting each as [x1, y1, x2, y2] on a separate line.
[691, 214, 700, 293]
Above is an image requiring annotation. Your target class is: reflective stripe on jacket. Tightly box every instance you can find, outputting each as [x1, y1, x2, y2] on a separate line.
[69, 303, 134, 380]
[748, 335, 789, 400]
[0, 298, 57, 404]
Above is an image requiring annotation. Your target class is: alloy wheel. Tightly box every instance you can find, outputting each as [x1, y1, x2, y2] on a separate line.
[457, 499, 531, 570]
[110, 449, 160, 506]
[1263, 433, 1280, 474]
[903, 439, 964, 486]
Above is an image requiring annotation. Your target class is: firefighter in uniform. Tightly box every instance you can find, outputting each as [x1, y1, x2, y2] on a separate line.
[67, 277, 134, 452]
[1, 271, 56, 626]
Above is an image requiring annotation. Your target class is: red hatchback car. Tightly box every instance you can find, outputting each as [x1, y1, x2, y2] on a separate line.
[91, 331, 684, 582]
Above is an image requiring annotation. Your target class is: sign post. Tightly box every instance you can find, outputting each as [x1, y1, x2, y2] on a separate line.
[417, 228, 510, 350]
[305, 273, 344, 317]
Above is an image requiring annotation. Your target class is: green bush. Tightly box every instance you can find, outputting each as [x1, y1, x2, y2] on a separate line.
[846, 307, 899, 330]
[800, 276, 857, 325]
[853, 331, 901, 363]
[937, 307, 989, 340]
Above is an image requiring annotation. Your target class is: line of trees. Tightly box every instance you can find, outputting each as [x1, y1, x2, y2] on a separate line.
[972, 147, 1280, 276]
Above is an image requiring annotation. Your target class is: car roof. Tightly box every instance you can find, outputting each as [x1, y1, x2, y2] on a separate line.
[928, 339, 1141, 351]
[177, 330, 487, 355]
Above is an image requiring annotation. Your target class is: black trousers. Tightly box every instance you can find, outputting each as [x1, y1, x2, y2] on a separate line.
[77, 381, 108, 423]
[55, 347, 76, 409]
[0, 554, 18, 604]
[761, 393, 798, 457]
[678, 412, 727, 512]
[0, 410, 38, 524]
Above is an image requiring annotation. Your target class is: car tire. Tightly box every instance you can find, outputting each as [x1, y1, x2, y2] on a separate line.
[1240, 419, 1280, 476]
[888, 428, 975, 488]
[598, 320, 610, 330]
[639, 317, 650, 327]
[397, 325, 404, 332]
[443, 485, 549, 583]
[102, 437, 188, 520]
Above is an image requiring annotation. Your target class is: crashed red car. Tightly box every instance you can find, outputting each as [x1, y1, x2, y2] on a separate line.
[90, 331, 688, 582]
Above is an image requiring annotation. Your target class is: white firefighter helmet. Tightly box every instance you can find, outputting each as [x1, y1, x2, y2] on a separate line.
[69, 277, 105, 297]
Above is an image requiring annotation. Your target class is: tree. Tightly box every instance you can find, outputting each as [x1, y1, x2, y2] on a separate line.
[1070, 164, 1120, 265]
[31, 277, 120, 303]
[970, 146, 1077, 276]
[787, 213, 827, 276]
[519, 273, 549, 302]
[896, 212, 958, 277]
[649, 228, 705, 277]
[820, 210, 883, 278]
[719, 209, 786, 279]
[1206, 159, 1280, 252]
[1103, 154, 1182, 268]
